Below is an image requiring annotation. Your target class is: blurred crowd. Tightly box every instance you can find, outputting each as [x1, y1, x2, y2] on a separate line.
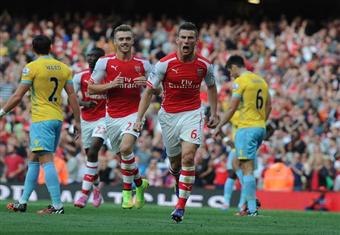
[0, 11, 339, 192]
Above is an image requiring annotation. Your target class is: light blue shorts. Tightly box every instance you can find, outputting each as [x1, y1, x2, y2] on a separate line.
[235, 127, 265, 160]
[29, 120, 62, 153]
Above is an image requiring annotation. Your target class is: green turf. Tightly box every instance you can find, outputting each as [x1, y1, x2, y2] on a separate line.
[1, 201, 340, 235]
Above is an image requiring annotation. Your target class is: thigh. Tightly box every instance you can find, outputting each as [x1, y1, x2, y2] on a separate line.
[106, 116, 122, 155]
[158, 109, 181, 157]
[30, 120, 62, 153]
[81, 118, 106, 149]
[235, 128, 265, 160]
[91, 118, 107, 140]
[235, 128, 250, 160]
[120, 112, 141, 139]
[179, 108, 204, 146]
[81, 119, 94, 149]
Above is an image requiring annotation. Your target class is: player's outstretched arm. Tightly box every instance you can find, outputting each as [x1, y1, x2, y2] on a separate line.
[0, 84, 30, 118]
[64, 83, 81, 139]
[134, 87, 155, 132]
[206, 84, 219, 128]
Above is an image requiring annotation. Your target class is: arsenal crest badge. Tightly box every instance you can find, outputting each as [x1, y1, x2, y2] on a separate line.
[135, 65, 141, 73]
[197, 68, 204, 77]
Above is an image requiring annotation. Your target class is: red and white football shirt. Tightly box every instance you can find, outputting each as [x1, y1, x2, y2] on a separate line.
[91, 55, 152, 118]
[73, 69, 106, 121]
[147, 52, 215, 113]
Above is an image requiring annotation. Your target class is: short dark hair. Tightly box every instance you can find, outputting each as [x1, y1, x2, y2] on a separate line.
[113, 24, 133, 38]
[32, 35, 51, 55]
[225, 55, 245, 69]
[177, 22, 198, 38]
[88, 47, 105, 57]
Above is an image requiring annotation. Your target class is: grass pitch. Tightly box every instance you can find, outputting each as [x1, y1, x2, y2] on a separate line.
[1, 201, 340, 235]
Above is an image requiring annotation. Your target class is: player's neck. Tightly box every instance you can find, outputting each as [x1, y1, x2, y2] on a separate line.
[37, 53, 50, 58]
[116, 51, 132, 61]
[177, 51, 196, 63]
[239, 68, 249, 76]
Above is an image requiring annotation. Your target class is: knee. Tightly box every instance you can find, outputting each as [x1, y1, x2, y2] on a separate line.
[182, 151, 195, 166]
[87, 148, 99, 161]
[119, 142, 133, 156]
[170, 162, 181, 173]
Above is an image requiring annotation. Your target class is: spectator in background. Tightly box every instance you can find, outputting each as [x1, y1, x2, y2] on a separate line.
[334, 155, 340, 191]
[38, 155, 69, 186]
[195, 147, 215, 188]
[290, 153, 305, 191]
[146, 159, 163, 187]
[1, 143, 25, 183]
[263, 159, 294, 191]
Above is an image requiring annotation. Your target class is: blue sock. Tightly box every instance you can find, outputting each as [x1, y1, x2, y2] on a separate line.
[243, 175, 256, 213]
[223, 178, 235, 206]
[235, 169, 246, 209]
[19, 161, 40, 204]
[43, 162, 62, 209]
[238, 184, 246, 210]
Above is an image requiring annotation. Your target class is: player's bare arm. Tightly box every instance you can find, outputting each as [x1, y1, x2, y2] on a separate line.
[133, 76, 147, 87]
[79, 100, 97, 108]
[133, 86, 156, 132]
[0, 83, 30, 118]
[265, 91, 272, 121]
[206, 84, 219, 128]
[65, 83, 82, 140]
[212, 96, 240, 139]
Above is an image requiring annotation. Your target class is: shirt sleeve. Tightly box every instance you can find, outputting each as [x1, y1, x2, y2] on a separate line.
[204, 63, 215, 87]
[20, 64, 35, 85]
[232, 77, 245, 98]
[90, 57, 107, 84]
[66, 67, 73, 85]
[72, 72, 82, 93]
[143, 60, 153, 78]
[147, 61, 167, 89]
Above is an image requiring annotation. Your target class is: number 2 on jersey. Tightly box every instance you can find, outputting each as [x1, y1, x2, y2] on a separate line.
[49, 77, 58, 102]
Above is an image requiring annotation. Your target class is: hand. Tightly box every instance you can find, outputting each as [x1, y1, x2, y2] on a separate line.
[207, 114, 219, 128]
[83, 101, 97, 108]
[212, 125, 222, 139]
[73, 121, 81, 141]
[133, 120, 143, 132]
[133, 76, 147, 87]
[109, 73, 124, 88]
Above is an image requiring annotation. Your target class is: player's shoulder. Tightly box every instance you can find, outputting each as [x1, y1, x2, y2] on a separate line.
[132, 55, 147, 62]
[96, 54, 116, 66]
[196, 54, 212, 66]
[132, 55, 150, 64]
[159, 52, 177, 63]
